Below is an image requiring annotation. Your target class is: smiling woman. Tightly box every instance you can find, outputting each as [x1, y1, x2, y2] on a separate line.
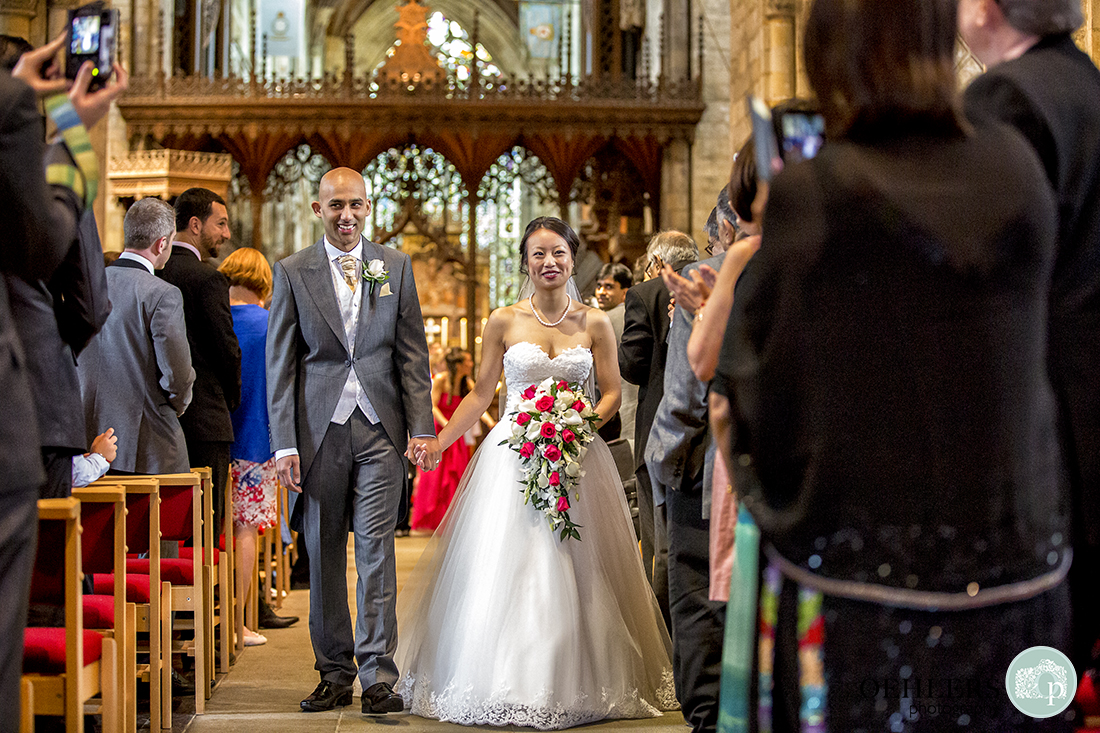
[394, 216, 677, 729]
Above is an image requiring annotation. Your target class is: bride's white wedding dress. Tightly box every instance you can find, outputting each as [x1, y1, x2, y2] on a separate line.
[395, 341, 677, 729]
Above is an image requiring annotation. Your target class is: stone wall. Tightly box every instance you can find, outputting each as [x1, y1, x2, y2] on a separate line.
[688, 0, 734, 246]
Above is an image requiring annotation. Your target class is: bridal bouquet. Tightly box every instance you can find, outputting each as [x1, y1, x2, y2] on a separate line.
[501, 378, 600, 541]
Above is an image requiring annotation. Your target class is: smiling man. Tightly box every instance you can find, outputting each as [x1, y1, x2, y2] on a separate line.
[161, 188, 242, 545]
[266, 167, 438, 715]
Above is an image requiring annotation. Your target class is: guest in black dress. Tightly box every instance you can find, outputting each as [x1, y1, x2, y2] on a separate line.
[711, 0, 1072, 729]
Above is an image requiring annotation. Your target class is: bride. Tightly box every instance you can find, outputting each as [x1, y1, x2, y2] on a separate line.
[397, 217, 677, 729]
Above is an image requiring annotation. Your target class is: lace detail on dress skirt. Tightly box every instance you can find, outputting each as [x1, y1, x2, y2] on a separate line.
[397, 671, 674, 730]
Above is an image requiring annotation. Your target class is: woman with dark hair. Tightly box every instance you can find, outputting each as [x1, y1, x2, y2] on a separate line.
[711, 0, 1069, 730]
[396, 217, 676, 728]
[410, 347, 475, 531]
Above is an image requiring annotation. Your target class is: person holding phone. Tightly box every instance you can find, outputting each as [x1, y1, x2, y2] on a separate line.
[0, 30, 126, 724]
[710, 0, 1069, 729]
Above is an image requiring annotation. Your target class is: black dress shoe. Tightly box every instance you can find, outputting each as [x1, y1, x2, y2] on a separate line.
[301, 681, 353, 712]
[171, 669, 195, 696]
[258, 599, 299, 629]
[362, 681, 404, 714]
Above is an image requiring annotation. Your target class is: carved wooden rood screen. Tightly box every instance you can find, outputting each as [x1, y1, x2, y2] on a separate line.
[117, 0, 704, 347]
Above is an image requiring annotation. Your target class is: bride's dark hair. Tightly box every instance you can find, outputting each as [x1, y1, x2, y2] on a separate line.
[519, 217, 581, 275]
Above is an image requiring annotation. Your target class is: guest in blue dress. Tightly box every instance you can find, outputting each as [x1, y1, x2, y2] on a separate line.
[219, 247, 278, 647]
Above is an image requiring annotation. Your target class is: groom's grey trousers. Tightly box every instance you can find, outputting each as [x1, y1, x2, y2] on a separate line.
[303, 407, 404, 689]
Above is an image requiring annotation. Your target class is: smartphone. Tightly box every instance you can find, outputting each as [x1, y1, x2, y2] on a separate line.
[66, 3, 119, 91]
[747, 95, 782, 182]
[777, 110, 825, 166]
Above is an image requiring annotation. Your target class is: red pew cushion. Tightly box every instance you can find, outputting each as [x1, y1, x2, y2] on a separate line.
[125, 558, 193, 586]
[24, 628, 103, 673]
[92, 573, 151, 603]
[82, 595, 116, 629]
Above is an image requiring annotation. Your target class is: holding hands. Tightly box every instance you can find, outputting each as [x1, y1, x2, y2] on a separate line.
[407, 437, 443, 471]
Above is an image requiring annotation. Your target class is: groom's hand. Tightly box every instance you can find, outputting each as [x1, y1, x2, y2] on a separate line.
[408, 437, 442, 471]
[276, 455, 302, 493]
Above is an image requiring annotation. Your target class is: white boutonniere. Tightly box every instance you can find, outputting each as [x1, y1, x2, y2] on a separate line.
[362, 259, 389, 295]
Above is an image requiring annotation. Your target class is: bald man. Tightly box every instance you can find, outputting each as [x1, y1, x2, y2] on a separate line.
[267, 168, 439, 714]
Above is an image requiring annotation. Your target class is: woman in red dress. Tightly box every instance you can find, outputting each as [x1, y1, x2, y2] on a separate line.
[411, 348, 480, 530]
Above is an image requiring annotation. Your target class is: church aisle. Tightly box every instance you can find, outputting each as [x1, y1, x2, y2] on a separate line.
[183, 534, 686, 732]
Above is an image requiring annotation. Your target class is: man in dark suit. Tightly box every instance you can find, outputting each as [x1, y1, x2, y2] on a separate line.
[268, 168, 438, 715]
[961, 0, 1100, 673]
[0, 34, 125, 723]
[78, 198, 195, 474]
[163, 188, 241, 537]
[619, 230, 698, 625]
[7, 209, 111, 499]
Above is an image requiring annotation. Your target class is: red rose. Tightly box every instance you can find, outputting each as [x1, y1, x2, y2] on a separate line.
[519, 442, 536, 458]
[571, 400, 586, 412]
[556, 495, 570, 512]
[557, 380, 569, 391]
[522, 386, 537, 400]
[535, 395, 555, 412]
[540, 422, 557, 439]
[561, 428, 576, 443]
[543, 444, 562, 462]
[516, 413, 531, 426]
[549, 471, 561, 486]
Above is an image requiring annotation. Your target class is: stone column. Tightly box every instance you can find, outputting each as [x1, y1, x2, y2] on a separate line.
[660, 137, 691, 233]
[663, 0, 691, 82]
[0, 0, 40, 42]
[728, 0, 764, 145]
[1083, 0, 1099, 63]
[764, 0, 796, 105]
[691, 0, 732, 247]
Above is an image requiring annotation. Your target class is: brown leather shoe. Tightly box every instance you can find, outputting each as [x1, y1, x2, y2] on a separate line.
[301, 680, 353, 712]
[361, 682, 404, 714]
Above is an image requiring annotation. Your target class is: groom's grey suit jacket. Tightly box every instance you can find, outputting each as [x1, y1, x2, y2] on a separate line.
[266, 237, 435, 482]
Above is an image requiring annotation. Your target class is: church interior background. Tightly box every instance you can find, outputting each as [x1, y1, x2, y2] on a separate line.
[2, 0, 1099, 354]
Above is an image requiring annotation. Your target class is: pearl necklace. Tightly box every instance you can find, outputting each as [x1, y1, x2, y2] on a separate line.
[530, 298, 571, 328]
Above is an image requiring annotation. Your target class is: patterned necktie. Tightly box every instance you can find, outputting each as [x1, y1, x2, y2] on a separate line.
[337, 255, 358, 292]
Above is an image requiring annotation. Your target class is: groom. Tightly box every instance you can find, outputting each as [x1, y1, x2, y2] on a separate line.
[267, 167, 441, 714]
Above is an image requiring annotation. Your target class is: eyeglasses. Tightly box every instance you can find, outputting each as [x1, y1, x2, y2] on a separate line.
[704, 243, 714, 256]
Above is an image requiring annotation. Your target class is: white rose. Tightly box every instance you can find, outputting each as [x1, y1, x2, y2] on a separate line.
[366, 259, 386, 278]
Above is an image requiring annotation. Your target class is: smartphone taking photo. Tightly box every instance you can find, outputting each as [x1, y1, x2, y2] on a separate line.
[747, 95, 826, 181]
[66, 2, 119, 91]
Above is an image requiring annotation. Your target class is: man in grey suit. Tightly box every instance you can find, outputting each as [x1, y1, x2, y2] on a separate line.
[267, 167, 439, 715]
[78, 198, 194, 473]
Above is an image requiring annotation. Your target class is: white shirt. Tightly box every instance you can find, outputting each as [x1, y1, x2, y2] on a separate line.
[118, 251, 155, 275]
[323, 237, 381, 427]
[171, 240, 203, 260]
[71, 453, 110, 488]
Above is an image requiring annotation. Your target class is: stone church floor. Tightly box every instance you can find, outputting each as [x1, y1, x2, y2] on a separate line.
[171, 534, 687, 732]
